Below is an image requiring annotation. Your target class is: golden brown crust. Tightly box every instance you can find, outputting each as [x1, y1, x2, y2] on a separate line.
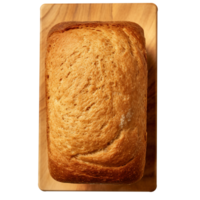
[45, 21, 147, 183]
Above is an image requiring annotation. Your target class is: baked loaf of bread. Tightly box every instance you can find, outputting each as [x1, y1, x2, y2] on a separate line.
[45, 21, 147, 184]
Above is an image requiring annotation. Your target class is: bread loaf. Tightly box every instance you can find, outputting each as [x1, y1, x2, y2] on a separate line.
[45, 21, 147, 183]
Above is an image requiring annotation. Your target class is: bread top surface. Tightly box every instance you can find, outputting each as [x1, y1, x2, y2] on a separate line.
[46, 22, 147, 170]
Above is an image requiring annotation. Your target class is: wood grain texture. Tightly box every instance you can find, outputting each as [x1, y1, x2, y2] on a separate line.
[39, 3, 157, 191]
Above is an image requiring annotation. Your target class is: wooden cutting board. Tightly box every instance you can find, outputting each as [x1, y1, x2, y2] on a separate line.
[39, 3, 157, 191]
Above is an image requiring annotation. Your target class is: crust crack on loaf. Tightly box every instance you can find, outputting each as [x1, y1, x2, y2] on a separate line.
[45, 21, 147, 183]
